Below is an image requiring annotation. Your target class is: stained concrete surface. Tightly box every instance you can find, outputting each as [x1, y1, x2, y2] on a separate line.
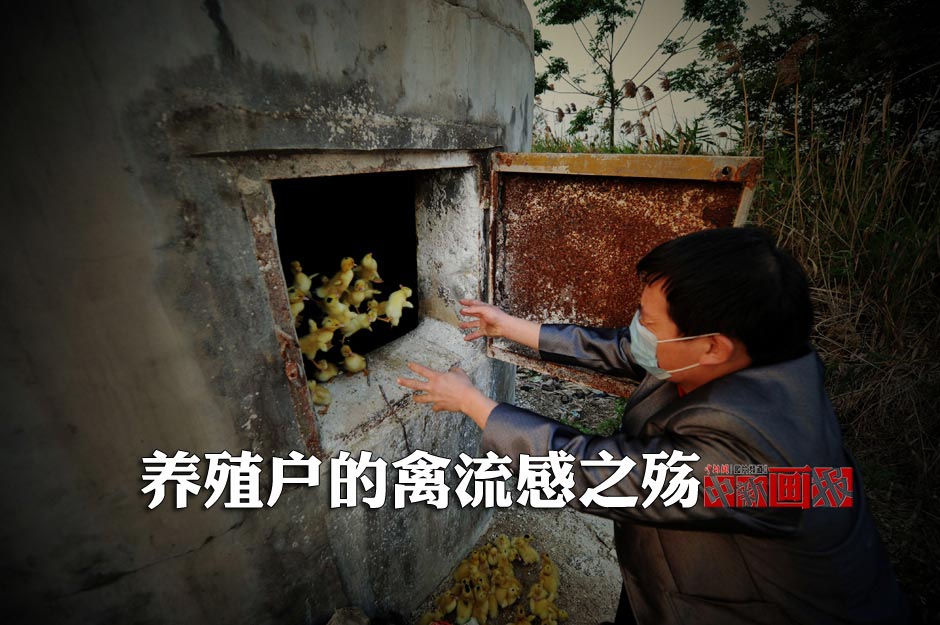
[0, 1, 534, 622]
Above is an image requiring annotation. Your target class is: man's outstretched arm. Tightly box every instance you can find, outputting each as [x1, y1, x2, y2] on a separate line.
[538, 324, 645, 381]
[459, 299, 645, 381]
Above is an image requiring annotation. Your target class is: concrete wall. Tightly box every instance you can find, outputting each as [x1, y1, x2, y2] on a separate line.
[0, 1, 532, 623]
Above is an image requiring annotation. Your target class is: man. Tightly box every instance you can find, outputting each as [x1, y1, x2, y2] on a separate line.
[397, 228, 909, 624]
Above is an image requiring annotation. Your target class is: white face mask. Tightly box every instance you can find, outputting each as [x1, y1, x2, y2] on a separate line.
[628, 311, 718, 380]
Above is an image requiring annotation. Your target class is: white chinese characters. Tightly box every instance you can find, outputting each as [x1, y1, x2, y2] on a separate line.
[141, 448, 700, 510]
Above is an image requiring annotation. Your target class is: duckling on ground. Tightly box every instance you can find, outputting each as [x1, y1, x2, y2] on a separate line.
[340, 344, 367, 374]
[306, 380, 331, 406]
[512, 534, 539, 564]
[312, 359, 339, 383]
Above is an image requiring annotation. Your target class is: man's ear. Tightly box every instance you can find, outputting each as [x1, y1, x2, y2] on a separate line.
[700, 334, 737, 365]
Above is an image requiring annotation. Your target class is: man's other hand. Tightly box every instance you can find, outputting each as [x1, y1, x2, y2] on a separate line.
[396, 362, 497, 429]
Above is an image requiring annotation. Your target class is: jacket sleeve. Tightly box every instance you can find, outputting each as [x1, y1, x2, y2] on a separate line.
[538, 324, 646, 382]
[481, 402, 801, 535]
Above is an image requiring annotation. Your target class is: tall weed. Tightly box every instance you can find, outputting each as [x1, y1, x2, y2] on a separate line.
[753, 105, 940, 612]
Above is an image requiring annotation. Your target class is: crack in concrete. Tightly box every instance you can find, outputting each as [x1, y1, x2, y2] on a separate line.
[436, 0, 530, 50]
[378, 383, 412, 455]
[57, 516, 246, 599]
[583, 520, 616, 557]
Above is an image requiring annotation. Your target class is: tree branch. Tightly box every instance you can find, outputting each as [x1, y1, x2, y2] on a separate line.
[630, 16, 684, 82]
[572, 20, 604, 66]
[636, 22, 698, 86]
[538, 52, 594, 96]
[612, 0, 645, 63]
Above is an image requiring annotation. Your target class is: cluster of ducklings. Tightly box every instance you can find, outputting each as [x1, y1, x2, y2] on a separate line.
[287, 253, 413, 406]
[420, 534, 568, 625]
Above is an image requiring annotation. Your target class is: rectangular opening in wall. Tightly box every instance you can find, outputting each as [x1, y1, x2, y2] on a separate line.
[271, 172, 420, 372]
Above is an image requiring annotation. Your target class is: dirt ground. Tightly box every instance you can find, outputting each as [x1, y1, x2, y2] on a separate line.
[407, 369, 629, 625]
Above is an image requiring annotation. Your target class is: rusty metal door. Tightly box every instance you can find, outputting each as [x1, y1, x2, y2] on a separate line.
[487, 152, 762, 396]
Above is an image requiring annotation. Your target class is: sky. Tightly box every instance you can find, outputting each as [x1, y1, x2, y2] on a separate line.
[524, 0, 771, 144]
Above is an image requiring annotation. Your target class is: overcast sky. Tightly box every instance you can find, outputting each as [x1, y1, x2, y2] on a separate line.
[524, 0, 771, 143]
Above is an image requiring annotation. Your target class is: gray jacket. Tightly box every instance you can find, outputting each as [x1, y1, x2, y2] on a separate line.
[481, 324, 909, 625]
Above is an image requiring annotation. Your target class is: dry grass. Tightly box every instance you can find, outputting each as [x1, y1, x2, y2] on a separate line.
[752, 101, 940, 619]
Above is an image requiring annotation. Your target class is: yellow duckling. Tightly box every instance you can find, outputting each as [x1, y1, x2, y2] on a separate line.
[539, 565, 558, 601]
[298, 318, 339, 359]
[312, 359, 339, 383]
[455, 582, 474, 624]
[487, 584, 499, 619]
[528, 583, 552, 620]
[486, 545, 501, 567]
[453, 555, 476, 583]
[495, 552, 515, 577]
[512, 534, 539, 565]
[290, 260, 314, 296]
[540, 552, 558, 574]
[320, 295, 356, 326]
[342, 278, 382, 310]
[379, 285, 413, 327]
[453, 549, 486, 582]
[341, 309, 377, 340]
[495, 534, 516, 560]
[306, 380, 332, 406]
[541, 606, 560, 625]
[288, 286, 307, 325]
[476, 554, 491, 577]
[543, 604, 568, 625]
[540, 553, 560, 597]
[316, 257, 357, 299]
[435, 587, 458, 615]
[491, 554, 516, 577]
[340, 345, 367, 374]
[501, 581, 522, 609]
[354, 252, 383, 284]
[492, 573, 510, 608]
[471, 583, 489, 625]
[511, 605, 535, 625]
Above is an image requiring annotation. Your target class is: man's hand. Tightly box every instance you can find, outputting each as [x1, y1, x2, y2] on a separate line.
[459, 298, 541, 350]
[396, 362, 497, 429]
[458, 299, 511, 340]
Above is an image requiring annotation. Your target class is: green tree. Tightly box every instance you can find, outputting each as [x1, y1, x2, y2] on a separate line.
[532, 0, 747, 149]
[668, 0, 940, 149]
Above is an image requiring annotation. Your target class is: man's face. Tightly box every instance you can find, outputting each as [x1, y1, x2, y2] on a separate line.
[638, 279, 709, 377]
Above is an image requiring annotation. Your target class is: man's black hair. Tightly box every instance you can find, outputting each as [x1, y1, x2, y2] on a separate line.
[635, 227, 813, 366]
